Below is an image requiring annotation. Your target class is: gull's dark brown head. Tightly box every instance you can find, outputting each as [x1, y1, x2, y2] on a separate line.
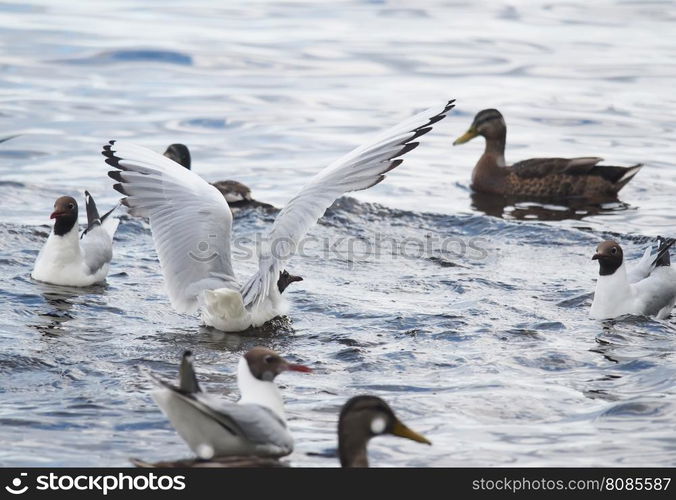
[244, 347, 311, 382]
[50, 196, 79, 236]
[592, 240, 624, 276]
[163, 143, 191, 170]
[338, 395, 431, 468]
[453, 108, 506, 145]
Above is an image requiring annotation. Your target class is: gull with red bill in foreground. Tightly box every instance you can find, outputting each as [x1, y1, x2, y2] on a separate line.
[147, 348, 311, 461]
[102, 100, 455, 331]
[31, 191, 119, 286]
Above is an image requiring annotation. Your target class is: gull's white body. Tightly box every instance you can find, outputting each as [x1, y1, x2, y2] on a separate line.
[32, 215, 118, 287]
[104, 101, 454, 331]
[235, 357, 286, 420]
[197, 286, 288, 332]
[152, 357, 292, 459]
[591, 257, 676, 320]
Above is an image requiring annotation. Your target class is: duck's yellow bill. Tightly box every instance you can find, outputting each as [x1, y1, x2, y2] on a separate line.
[392, 420, 432, 445]
[453, 127, 478, 145]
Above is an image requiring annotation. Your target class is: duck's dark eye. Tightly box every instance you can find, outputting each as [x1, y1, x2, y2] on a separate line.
[611, 247, 617, 255]
[264, 355, 275, 364]
[67, 203, 74, 210]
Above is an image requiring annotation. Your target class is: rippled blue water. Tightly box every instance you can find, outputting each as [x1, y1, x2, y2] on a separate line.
[1, 0, 676, 467]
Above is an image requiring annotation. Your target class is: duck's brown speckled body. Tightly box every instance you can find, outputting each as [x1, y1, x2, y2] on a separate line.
[454, 109, 643, 199]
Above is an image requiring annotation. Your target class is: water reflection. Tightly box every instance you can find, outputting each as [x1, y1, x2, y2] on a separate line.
[470, 191, 632, 221]
[30, 283, 107, 337]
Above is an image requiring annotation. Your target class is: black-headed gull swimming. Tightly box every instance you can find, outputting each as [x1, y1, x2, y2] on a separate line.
[149, 348, 311, 460]
[590, 237, 676, 320]
[102, 100, 455, 331]
[163, 143, 274, 209]
[31, 192, 119, 286]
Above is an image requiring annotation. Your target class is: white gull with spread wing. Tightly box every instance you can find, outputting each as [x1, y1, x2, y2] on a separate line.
[103, 100, 454, 331]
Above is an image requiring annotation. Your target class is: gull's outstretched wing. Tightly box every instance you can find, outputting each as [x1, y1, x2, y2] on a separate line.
[240, 100, 455, 308]
[102, 141, 236, 313]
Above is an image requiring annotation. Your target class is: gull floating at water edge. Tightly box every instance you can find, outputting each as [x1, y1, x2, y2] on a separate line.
[590, 237, 676, 320]
[148, 348, 311, 460]
[31, 192, 119, 286]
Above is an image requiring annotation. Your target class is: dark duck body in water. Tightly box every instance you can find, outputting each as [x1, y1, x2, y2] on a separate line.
[453, 109, 642, 199]
[163, 143, 275, 210]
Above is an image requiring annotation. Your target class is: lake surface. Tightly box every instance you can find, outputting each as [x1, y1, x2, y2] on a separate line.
[1, 0, 675, 467]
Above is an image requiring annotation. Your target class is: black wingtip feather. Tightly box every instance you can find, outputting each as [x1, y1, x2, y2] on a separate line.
[394, 141, 419, 159]
[179, 351, 201, 394]
[108, 170, 124, 182]
[427, 113, 447, 126]
[432, 99, 455, 120]
[112, 183, 128, 196]
[410, 99, 455, 132]
[653, 236, 676, 267]
[409, 126, 433, 142]
[384, 158, 403, 173]
[373, 99, 454, 178]
[365, 175, 386, 190]
[99, 203, 118, 223]
[102, 141, 118, 162]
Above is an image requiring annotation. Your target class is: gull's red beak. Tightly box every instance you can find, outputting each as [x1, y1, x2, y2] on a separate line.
[286, 363, 312, 373]
[50, 211, 64, 219]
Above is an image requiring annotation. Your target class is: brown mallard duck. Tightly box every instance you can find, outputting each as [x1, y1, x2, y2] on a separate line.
[453, 109, 643, 198]
[337, 395, 431, 467]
